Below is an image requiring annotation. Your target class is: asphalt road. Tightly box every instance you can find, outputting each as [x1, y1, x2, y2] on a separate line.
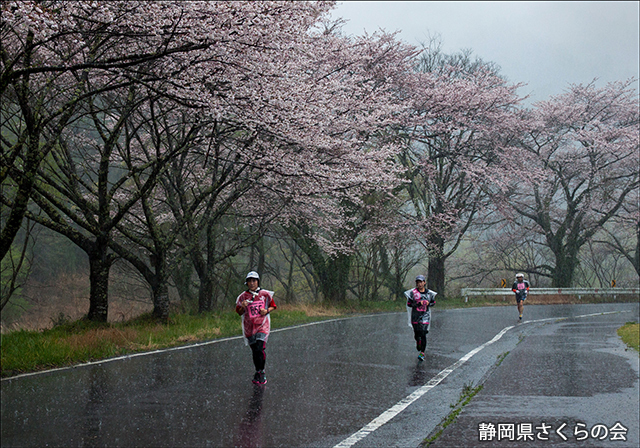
[1, 303, 638, 448]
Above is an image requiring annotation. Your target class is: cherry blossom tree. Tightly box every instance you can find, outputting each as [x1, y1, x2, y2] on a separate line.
[102, 17, 418, 310]
[116, 110, 272, 316]
[269, 26, 418, 302]
[397, 46, 525, 295]
[593, 190, 639, 277]
[7, 2, 422, 319]
[2, 1, 340, 320]
[449, 216, 552, 289]
[25, 84, 186, 321]
[509, 79, 639, 287]
[0, 0, 225, 261]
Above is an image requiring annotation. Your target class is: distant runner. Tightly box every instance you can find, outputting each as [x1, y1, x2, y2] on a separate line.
[512, 273, 529, 321]
[405, 275, 437, 361]
[235, 271, 277, 385]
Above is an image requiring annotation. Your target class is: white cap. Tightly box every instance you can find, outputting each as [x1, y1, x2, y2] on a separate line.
[516, 273, 525, 278]
[245, 271, 260, 284]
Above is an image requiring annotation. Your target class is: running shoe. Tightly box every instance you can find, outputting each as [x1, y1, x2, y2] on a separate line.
[418, 352, 425, 361]
[257, 370, 267, 385]
[252, 371, 261, 384]
[519, 314, 523, 320]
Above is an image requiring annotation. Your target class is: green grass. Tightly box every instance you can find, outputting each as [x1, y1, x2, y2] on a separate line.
[0, 301, 396, 378]
[495, 351, 510, 367]
[2, 296, 638, 378]
[421, 383, 484, 446]
[617, 322, 640, 353]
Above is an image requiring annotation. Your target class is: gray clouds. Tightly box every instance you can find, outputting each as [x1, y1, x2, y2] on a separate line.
[330, 1, 639, 104]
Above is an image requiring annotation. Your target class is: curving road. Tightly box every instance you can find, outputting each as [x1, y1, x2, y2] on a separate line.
[1, 303, 638, 447]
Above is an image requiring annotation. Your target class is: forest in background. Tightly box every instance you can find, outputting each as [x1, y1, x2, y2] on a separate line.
[2, 1, 638, 332]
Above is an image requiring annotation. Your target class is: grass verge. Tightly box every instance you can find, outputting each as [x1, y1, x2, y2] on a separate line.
[0, 301, 394, 378]
[617, 322, 640, 353]
[421, 382, 484, 447]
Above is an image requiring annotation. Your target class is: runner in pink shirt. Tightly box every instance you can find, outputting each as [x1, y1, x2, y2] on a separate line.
[405, 275, 437, 361]
[235, 271, 277, 384]
[511, 273, 530, 321]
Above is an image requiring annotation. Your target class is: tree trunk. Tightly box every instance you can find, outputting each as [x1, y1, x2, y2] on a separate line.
[152, 281, 170, 324]
[426, 232, 447, 296]
[87, 244, 110, 322]
[1, 32, 44, 261]
[198, 275, 215, 313]
[286, 224, 352, 303]
[249, 237, 266, 275]
[285, 244, 296, 303]
[633, 222, 639, 276]
[319, 254, 351, 303]
[387, 245, 411, 300]
[257, 238, 265, 277]
[150, 253, 170, 323]
[187, 236, 212, 312]
[392, 266, 404, 301]
[551, 253, 578, 287]
[172, 260, 196, 304]
[0, 139, 40, 261]
[427, 255, 446, 297]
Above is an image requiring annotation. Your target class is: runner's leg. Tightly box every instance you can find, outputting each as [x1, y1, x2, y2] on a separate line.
[250, 340, 266, 371]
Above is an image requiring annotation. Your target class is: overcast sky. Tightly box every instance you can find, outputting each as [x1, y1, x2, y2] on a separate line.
[329, 1, 639, 105]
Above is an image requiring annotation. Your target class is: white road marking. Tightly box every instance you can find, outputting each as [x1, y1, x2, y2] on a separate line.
[1, 314, 372, 381]
[1, 311, 627, 384]
[332, 326, 513, 448]
[332, 310, 630, 448]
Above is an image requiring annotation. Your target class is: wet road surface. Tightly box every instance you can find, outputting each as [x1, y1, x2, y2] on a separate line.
[428, 305, 640, 448]
[1, 303, 638, 447]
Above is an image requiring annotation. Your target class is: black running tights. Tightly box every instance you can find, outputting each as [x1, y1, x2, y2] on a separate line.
[250, 340, 266, 371]
[414, 330, 427, 352]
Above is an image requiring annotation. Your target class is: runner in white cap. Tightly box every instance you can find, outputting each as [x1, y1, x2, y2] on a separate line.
[404, 275, 437, 361]
[511, 273, 529, 321]
[235, 271, 277, 384]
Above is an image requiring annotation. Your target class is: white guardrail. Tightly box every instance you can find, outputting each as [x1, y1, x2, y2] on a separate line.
[460, 288, 640, 302]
